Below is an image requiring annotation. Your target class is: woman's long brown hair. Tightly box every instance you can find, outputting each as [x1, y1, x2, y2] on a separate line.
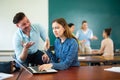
[52, 18, 77, 41]
[52, 18, 80, 53]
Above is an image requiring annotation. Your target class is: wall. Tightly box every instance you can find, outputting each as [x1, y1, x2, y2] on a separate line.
[49, 0, 120, 49]
[0, 0, 48, 50]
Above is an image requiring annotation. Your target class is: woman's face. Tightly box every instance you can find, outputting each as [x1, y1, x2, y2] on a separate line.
[82, 23, 88, 30]
[70, 25, 75, 33]
[52, 22, 65, 38]
[102, 31, 107, 38]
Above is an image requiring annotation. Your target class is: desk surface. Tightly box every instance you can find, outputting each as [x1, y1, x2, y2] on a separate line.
[78, 56, 120, 63]
[6, 66, 120, 80]
[79, 53, 102, 56]
[79, 52, 120, 56]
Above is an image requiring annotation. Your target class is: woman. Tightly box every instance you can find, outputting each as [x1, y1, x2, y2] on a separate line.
[76, 20, 97, 54]
[93, 28, 114, 56]
[39, 18, 80, 71]
[68, 23, 75, 34]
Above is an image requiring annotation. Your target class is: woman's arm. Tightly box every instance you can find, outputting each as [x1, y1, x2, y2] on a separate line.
[92, 40, 105, 54]
[44, 39, 58, 63]
[51, 40, 79, 70]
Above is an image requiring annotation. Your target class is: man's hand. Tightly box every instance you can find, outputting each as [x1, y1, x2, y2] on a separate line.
[42, 54, 49, 63]
[20, 41, 35, 61]
[22, 41, 35, 49]
[44, 38, 50, 51]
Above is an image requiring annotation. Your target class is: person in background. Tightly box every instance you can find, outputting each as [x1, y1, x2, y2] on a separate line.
[68, 23, 81, 55]
[68, 23, 75, 34]
[93, 28, 114, 56]
[38, 18, 80, 71]
[13, 12, 49, 66]
[76, 20, 97, 54]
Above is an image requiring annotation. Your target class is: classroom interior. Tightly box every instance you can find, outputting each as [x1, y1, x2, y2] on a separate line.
[0, 0, 120, 80]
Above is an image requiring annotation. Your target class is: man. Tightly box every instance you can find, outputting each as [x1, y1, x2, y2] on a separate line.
[13, 12, 49, 66]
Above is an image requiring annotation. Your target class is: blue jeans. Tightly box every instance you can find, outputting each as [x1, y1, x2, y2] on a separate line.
[25, 50, 44, 66]
[16, 50, 44, 67]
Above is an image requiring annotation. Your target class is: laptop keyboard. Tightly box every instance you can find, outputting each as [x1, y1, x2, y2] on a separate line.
[28, 66, 46, 73]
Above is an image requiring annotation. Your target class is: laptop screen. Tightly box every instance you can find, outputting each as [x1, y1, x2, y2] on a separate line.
[14, 59, 33, 74]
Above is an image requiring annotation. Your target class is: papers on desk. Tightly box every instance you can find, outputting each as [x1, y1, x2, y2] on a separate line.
[78, 57, 86, 60]
[0, 73, 13, 80]
[104, 67, 120, 73]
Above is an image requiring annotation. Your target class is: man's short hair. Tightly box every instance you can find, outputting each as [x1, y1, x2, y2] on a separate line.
[13, 12, 25, 24]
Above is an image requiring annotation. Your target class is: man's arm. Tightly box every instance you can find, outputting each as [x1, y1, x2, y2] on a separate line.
[13, 33, 34, 62]
[20, 42, 35, 61]
[92, 40, 105, 54]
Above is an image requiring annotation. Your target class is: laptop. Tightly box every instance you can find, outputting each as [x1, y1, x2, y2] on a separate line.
[14, 59, 58, 74]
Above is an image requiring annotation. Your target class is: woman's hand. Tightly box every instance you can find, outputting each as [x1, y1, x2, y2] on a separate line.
[91, 36, 98, 40]
[92, 50, 99, 54]
[38, 64, 53, 71]
[80, 40, 86, 43]
[92, 50, 102, 54]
